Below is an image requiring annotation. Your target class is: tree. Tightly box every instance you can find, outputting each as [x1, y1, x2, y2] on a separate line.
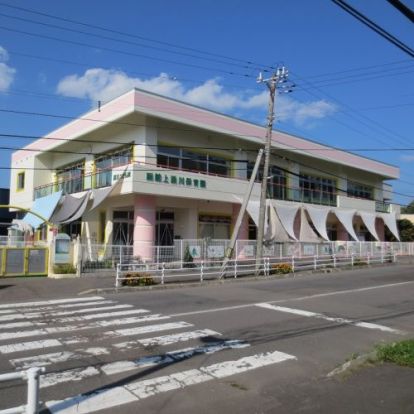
[387, 219, 414, 242]
[401, 201, 414, 214]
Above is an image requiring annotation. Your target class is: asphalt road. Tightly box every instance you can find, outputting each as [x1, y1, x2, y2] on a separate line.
[0, 264, 413, 413]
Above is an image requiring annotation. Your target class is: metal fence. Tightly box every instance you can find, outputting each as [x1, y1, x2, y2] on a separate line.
[77, 239, 414, 274]
[0, 367, 45, 414]
[0, 247, 48, 277]
[115, 251, 397, 287]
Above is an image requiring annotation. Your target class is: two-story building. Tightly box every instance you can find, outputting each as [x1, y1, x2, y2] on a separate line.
[10, 88, 400, 260]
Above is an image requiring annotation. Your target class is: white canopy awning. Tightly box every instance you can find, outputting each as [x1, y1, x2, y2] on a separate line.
[332, 208, 359, 241]
[305, 205, 331, 241]
[299, 208, 320, 242]
[270, 200, 300, 241]
[50, 192, 89, 224]
[359, 211, 380, 241]
[380, 212, 400, 241]
[265, 203, 291, 241]
[246, 200, 260, 227]
[60, 192, 92, 224]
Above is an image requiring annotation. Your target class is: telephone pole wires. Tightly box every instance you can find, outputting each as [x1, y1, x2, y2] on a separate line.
[256, 66, 293, 264]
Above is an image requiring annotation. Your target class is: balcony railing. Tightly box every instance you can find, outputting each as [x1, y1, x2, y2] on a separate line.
[375, 201, 390, 213]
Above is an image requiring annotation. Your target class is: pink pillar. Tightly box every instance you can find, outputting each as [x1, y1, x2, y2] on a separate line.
[133, 195, 156, 261]
[375, 218, 385, 241]
[232, 204, 249, 258]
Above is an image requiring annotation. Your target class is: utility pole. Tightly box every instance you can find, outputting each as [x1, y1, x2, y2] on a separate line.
[256, 67, 292, 264]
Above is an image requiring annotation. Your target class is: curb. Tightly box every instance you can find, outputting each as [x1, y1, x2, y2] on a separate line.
[326, 351, 377, 378]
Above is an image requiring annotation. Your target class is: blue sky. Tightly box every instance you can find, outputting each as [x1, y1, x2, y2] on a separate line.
[0, 0, 413, 205]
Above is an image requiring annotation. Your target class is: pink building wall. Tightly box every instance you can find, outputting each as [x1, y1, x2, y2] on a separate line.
[133, 194, 156, 261]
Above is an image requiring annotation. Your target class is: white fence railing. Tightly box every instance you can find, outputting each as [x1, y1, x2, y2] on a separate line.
[0, 367, 45, 414]
[115, 252, 396, 287]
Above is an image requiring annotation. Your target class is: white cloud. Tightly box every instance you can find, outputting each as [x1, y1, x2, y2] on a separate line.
[56, 68, 336, 125]
[0, 46, 15, 92]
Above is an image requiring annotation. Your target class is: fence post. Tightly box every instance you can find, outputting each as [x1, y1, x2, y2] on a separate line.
[367, 254, 370, 265]
[381, 249, 384, 263]
[351, 254, 354, 267]
[291, 256, 295, 273]
[313, 255, 317, 271]
[161, 262, 165, 285]
[234, 260, 237, 279]
[115, 263, 120, 288]
[333, 254, 336, 268]
[200, 261, 204, 282]
[119, 245, 123, 265]
[26, 367, 45, 414]
[393, 253, 396, 263]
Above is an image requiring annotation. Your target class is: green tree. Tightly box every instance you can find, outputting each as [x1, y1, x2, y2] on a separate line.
[401, 201, 414, 214]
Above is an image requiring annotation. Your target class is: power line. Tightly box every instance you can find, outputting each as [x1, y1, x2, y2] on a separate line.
[386, 0, 414, 24]
[0, 1, 273, 70]
[0, 25, 256, 79]
[331, 0, 414, 58]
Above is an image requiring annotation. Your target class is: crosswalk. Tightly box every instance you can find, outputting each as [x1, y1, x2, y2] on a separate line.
[0, 296, 297, 413]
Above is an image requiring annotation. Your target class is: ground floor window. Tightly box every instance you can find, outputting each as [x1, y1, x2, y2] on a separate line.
[199, 215, 231, 239]
[113, 210, 134, 245]
[61, 220, 82, 239]
[248, 218, 257, 240]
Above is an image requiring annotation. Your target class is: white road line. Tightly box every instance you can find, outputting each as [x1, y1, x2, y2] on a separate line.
[102, 340, 250, 376]
[45, 350, 296, 413]
[165, 280, 414, 319]
[136, 329, 221, 347]
[0, 337, 88, 354]
[255, 303, 405, 335]
[11, 347, 111, 370]
[40, 366, 100, 389]
[55, 309, 150, 323]
[0, 296, 105, 309]
[108, 322, 193, 338]
[0, 321, 41, 330]
[0, 304, 135, 322]
[0, 310, 14, 315]
[0, 314, 171, 341]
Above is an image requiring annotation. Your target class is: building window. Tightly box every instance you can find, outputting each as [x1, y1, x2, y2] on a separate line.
[56, 161, 84, 195]
[156, 211, 174, 246]
[248, 217, 257, 240]
[247, 162, 286, 200]
[199, 215, 231, 239]
[95, 145, 133, 188]
[61, 220, 82, 239]
[17, 172, 25, 191]
[347, 182, 373, 200]
[112, 210, 133, 245]
[157, 146, 229, 177]
[300, 174, 336, 206]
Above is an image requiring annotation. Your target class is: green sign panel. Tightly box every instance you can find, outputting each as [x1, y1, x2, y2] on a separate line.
[146, 172, 207, 189]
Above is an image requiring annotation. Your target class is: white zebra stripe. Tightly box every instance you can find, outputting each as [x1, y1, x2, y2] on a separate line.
[0, 297, 105, 309]
[45, 350, 296, 413]
[137, 329, 221, 347]
[108, 322, 192, 338]
[0, 337, 88, 354]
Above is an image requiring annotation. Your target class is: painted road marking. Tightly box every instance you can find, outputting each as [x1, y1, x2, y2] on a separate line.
[165, 280, 414, 319]
[108, 322, 193, 338]
[45, 350, 296, 413]
[0, 304, 135, 322]
[0, 314, 172, 341]
[0, 296, 105, 309]
[36, 340, 250, 388]
[255, 303, 405, 335]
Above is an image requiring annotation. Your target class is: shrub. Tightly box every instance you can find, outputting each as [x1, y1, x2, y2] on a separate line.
[270, 263, 293, 275]
[122, 272, 156, 287]
[53, 263, 76, 274]
[353, 258, 368, 266]
[376, 340, 414, 367]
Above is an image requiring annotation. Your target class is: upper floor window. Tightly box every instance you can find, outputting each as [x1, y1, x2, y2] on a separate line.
[17, 171, 25, 191]
[56, 160, 84, 195]
[247, 162, 286, 200]
[300, 174, 336, 205]
[95, 145, 133, 188]
[347, 182, 373, 200]
[157, 146, 229, 177]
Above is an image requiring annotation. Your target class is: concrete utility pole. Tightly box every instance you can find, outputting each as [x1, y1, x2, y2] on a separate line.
[256, 67, 292, 263]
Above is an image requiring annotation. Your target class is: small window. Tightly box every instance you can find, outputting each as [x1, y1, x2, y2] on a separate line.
[17, 172, 25, 190]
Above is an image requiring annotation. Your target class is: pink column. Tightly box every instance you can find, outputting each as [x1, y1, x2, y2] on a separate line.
[232, 204, 249, 258]
[133, 195, 156, 261]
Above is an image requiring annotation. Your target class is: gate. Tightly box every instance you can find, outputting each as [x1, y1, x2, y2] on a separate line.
[0, 247, 48, 276]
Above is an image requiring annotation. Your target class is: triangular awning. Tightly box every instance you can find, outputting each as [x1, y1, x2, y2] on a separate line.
[23, 191, 62, 229]
[332, 208, 359, 241]
[50, 192, 89, 224]
[305, 205, 331, 241]
[299, 208, 320, 242]
[265, 202, 291, 241]
[380, 212, 400, 241]
[359, 211, 380, 241]
[60, 192, 91, 224]
[270, 200, 300, 241]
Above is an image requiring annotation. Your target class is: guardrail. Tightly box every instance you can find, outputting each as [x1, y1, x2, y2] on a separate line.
[115, 252, 396, 287]
[0, 367, 45, 414]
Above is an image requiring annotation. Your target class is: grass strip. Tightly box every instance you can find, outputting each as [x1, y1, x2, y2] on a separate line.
[376, 339, 414, 367]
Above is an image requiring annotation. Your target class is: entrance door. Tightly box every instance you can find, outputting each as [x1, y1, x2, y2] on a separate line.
[113, 211, 134, 245]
